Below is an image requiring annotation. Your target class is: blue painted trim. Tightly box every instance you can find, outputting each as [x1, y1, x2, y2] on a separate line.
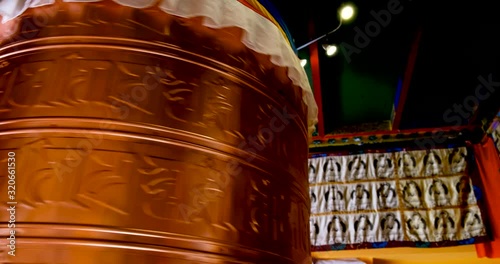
[393, 77, 404, 109]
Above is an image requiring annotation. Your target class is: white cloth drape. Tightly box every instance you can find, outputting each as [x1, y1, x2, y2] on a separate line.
[0, 0, 318, 134]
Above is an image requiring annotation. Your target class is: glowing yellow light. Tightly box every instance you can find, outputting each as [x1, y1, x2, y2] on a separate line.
[325, 45, 338, 56]
[340, 5, 355, 20]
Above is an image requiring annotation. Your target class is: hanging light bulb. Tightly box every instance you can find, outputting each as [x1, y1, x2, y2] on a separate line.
[340, 4, 355, 21]
[300, 59, 307, 67]
[323, 44, 338, 56]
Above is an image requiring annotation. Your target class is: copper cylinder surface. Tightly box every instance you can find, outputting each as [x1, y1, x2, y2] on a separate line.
[0, 1, 310, 263]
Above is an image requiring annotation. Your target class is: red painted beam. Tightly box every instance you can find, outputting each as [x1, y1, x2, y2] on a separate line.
[309, 20, 325, 136]
[312, 125, 471, 141]
[392, 28, 423, 130]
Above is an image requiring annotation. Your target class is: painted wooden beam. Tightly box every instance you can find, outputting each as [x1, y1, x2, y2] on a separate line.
[309, 19, 325, 136]
[392, 28, 423, 130]
[309, 125, 474, 148]
[313, 125, 469, 140]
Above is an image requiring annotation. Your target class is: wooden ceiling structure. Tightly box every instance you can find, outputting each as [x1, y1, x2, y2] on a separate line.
[271, 0, 500, 148]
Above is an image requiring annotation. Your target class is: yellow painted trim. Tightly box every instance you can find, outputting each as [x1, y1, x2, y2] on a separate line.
[313, 245, 500, 264]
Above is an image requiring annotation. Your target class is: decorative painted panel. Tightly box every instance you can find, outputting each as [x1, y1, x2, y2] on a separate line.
[309, 147, 488, 251]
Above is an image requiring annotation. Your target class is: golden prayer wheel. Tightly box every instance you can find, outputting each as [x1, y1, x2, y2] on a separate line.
[0, 1, 313, 263]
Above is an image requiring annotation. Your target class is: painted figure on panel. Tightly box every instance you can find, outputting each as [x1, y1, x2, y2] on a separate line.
[456, 176, 473, 205]
[373, 154, 394, 178]
[377, 183, 397, 208]
[310, 190, 318, 214]
[349, 184, 371, 210]
[325, 185, 346, 211]
[354, 215, 374, 243]
[402, 181, 423, 208]
[327, 216, 347, 244]
[461, 210, 483, 238]
[448, 148, 467, 173]
[423, 150, 443, 176]
[398, 153, 417, 177]
[433, 211, 456, 240]
[429, 179, 451, 206]
[381, 213, 402, 240]
[309, 161, 317, 183]
[310, 218, 320, 245]
[323, 158, 342, 182]
[348, 156, 367, 180]
[406, 213, 428, 241]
